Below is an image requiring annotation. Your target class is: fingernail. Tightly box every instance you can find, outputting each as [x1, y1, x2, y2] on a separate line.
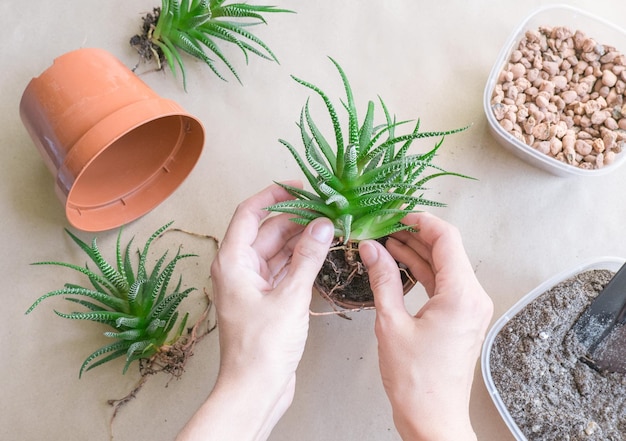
[359, 241, 378, 265]
[310, 219, 334, 243]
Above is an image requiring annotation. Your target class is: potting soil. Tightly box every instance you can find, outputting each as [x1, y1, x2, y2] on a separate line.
[490, 269, 626, 440]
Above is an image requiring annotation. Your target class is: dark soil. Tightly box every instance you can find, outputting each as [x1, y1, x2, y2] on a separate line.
[129, 7, 165, 70]
[314, 238, 414, 309]
[489, 269, 626, 440]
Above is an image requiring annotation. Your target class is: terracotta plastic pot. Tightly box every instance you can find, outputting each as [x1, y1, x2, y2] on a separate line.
[20, 48, 204, 231]
[314, 274, 415, 310]
[314, 238, 416, 310]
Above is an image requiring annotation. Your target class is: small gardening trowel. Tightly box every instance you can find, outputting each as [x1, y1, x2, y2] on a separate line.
[572, 262, 626, 373]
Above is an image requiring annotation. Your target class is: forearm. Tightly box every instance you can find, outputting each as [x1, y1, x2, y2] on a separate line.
[176, 372, 293, 441]
[393, 410, 477, 441]
[385, 373, 477, 441]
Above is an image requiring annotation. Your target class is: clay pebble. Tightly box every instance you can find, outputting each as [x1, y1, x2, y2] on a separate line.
[491, 26, 626, 169]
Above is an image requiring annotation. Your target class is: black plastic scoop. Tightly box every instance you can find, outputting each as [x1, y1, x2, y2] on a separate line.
[573, 262, 626, 373]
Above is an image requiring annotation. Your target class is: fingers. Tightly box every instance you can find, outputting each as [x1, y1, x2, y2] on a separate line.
[394, 213, 492, 324]
[359, 240, 407, 318]
[385, 237, 436, 297]
[221, 181, 303, 250]
[253, 213, 304, 261]
[262, 231, 306, 287]
[398, 212, 472, 274]
[393, 213, 476, 293]
[280, 218, 334, 295]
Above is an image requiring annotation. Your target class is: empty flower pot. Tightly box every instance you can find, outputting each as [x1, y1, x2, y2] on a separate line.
[19, 47, 204, 231]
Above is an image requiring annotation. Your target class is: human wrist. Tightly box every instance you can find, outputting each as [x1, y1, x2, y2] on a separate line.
[214, 368, 294, 431]
[393, 411, 476, 441]
[394, 416, 477, 441]
[389, 393, 476, 441]
[176, 369, 293, 441]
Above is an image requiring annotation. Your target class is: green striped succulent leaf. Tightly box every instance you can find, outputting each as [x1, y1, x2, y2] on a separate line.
[134, 0, 294, 90]
[267, 58, 473, 243]
[25, 223, 196, 377]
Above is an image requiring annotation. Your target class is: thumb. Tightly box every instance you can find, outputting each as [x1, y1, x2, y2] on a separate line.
[283, 218, 334, 289]
[359, 240, 406, 316]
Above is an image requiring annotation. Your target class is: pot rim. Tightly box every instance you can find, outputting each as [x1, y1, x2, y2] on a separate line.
[58, 98, 204, 231]
[313, 263, 416, 310]
[20, 47, 205, 232]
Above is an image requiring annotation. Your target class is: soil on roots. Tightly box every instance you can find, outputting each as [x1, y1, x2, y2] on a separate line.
[315, 238, 414, 309]
[106, 290, 216, 439]
[129, 7, 165, 70]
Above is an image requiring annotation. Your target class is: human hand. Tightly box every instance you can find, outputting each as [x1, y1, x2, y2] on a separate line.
[176, 182, 334, 441]
[359, 212, 493, 441]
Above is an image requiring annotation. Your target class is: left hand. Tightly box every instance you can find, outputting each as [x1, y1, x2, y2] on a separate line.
[212, 181, 334, 397]
[177, 182, 334, 441]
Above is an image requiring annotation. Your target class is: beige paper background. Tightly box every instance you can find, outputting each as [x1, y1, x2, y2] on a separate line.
[3, 1, 626, 440]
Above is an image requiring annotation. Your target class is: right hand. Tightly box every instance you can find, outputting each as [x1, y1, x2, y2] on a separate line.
[359, 212, 493, 441]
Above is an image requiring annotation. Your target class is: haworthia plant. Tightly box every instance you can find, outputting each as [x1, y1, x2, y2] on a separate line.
[25, 222, 196, 377]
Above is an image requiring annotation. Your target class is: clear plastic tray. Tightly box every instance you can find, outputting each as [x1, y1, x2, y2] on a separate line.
[483, 4, 626, 177]
[481, 256, 625, 440]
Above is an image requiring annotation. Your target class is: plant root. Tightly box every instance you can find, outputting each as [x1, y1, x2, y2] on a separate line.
[129, 7, 165, 74]
[314, 238, 416, 316]
[399, 266, 416, 285]
[310, 275, 375, 320]
[309, 303, 375, 319]
[158, 227, 221, 249]
[310, 289, 375, 320]
[107, 289, 216, 439]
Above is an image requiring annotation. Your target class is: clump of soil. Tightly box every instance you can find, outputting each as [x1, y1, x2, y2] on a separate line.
[490, 269, 626, 440]
[314, 238, 414, 310]
[129, 7, 165, 70]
